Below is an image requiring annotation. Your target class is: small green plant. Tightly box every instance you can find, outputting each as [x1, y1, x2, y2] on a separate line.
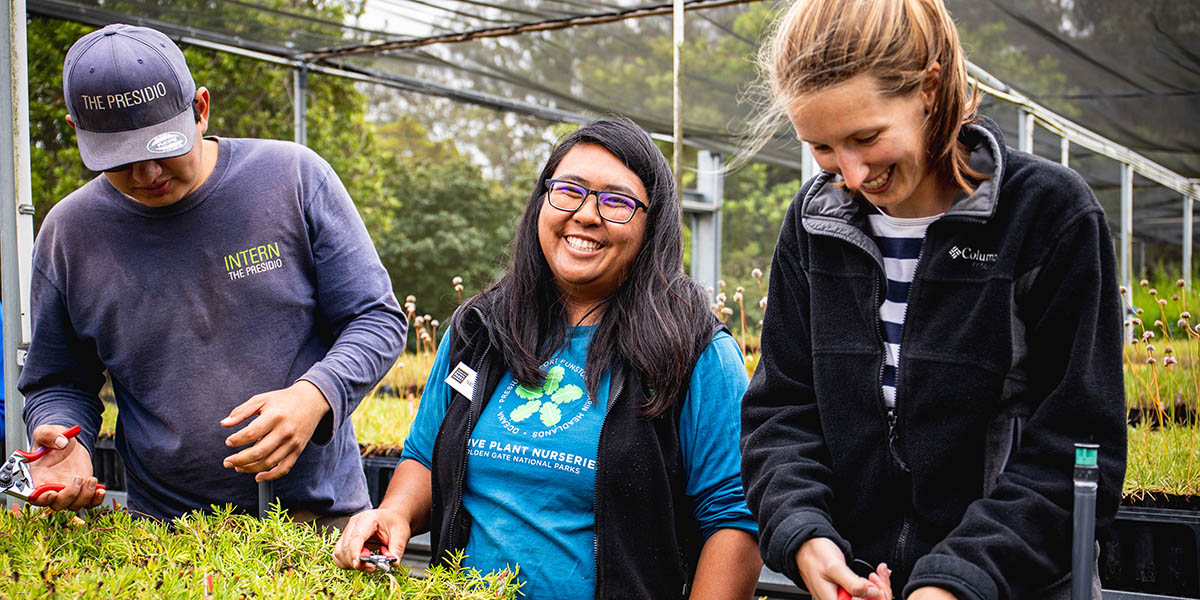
[710, 270, 767, 378]
[1125, 423, 1200, 498]
[101, 400, 118, 438]
[0, 504, 520, 599]
[1122, 276, 1200, 499]
[378, 351, 438, 399]
[353, 392, 421, 455]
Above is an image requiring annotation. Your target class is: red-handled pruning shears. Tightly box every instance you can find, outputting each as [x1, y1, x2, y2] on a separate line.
[359, 536, 398, 572]
[838, 589, 852, 600]
[0, 425, 106, 502]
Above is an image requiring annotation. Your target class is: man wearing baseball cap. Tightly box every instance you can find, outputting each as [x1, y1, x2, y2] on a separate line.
[18, 24, 407, 525]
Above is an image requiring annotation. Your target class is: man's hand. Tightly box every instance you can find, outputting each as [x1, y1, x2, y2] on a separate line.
[795, 537, 890, 600]
[25, 424, 104, 511]
[333, 508, 412, 572]
[221, 380, 331, 482]
[908, 587, 957, 600]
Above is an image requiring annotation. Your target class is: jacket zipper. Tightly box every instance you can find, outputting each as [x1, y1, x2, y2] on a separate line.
[593, 373, 623, 598]
[887, 224, 939, 571]
[894, 517, 913, 571]
[872, 271, 895, 459]
[850, 240, 909, 473]
[885, 228, 933, 473]
[447, 344, 490, 547]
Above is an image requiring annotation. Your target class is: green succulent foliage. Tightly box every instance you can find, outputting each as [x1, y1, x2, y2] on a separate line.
[0, 504, 520, 599]
[510, 399, 542, 422]
[550, 385, 583, 405]
[542, 366, 565, 395]
[539, 402, 563, 427]
[514, 384, 544, 400]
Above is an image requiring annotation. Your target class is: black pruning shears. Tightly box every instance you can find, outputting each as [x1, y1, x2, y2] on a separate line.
[359, 536, 398, 572]
[0, 425, 106, 502]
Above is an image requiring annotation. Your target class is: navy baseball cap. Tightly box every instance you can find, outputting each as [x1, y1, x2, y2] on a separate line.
[63, 24, 197, 172]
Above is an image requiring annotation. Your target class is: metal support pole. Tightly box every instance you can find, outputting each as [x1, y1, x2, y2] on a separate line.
[1061, 135, 1070, 168]
[690, 151, 723, 294]
[801, 142, 817, 183]
[3, 1, 36, 475]
[672, 0, 684, 199]
[1018, 109, 1034, 155]
[1185, 193, 1193, 288]
[293, 65, 307, 146]
[1120, 164, 1134, 295]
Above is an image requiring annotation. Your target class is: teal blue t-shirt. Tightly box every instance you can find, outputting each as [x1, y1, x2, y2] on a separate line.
[403, 325, 756, 599]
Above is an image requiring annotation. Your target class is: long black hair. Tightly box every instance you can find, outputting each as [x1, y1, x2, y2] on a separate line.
[458, 117, 714, 418]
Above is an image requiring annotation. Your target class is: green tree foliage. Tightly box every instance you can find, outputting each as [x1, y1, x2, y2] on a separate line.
[26, 17, 93, 231]
[367, 118, 524, 321]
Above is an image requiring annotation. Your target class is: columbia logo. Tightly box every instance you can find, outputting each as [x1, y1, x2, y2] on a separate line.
[949, 246, 998, 263]
[450, 367, 469, 384]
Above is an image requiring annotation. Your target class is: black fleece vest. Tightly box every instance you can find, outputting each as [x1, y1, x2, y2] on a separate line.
[429, 306, 720, 599]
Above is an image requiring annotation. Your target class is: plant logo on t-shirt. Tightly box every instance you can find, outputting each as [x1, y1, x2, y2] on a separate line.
[509, 365, 583, 427]
[496, 361, 592, 438]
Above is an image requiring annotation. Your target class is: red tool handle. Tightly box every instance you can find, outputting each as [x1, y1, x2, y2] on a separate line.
[26, 482, 106, 501]
[359, 536, 396, 560]
[359, 545, 396, 559]
[15, 425, 82, 461]
[838, 589, 852, 600]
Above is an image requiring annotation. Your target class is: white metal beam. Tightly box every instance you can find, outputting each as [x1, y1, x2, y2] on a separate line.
[3, 0, 35, 474]
[672, 0, 684, 199]
[1185, 193, 1194, 288]
[690, 151, 723, 295]
[969, 63, 1196, 201]
[293, 66, 307, 146]
[1121, 164, 1134, 293]
[1018, 109, 1034, 154]
[801, 142, 817, 183]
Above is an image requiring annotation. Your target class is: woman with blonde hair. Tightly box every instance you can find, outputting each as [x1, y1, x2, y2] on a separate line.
[740, 1, 1126, 599]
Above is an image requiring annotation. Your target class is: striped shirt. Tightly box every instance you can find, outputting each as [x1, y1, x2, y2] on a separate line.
[867, 209, 942, 407]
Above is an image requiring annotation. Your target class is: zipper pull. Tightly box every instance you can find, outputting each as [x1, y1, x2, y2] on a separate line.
[886, 408, 910, 472]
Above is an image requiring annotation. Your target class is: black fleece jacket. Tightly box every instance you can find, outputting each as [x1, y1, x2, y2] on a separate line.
[740, 118, 1126, 600]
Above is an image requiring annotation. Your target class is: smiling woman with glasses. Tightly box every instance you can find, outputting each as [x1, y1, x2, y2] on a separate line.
[335, 117, 762, 599]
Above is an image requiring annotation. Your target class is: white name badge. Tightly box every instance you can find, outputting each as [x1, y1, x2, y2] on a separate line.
[445, 362, 477, 399]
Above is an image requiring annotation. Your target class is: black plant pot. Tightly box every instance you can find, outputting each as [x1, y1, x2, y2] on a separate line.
[91, 437, 126, 492]
[362, 454, 402, 508]
[1100, 498, 1200, 597]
